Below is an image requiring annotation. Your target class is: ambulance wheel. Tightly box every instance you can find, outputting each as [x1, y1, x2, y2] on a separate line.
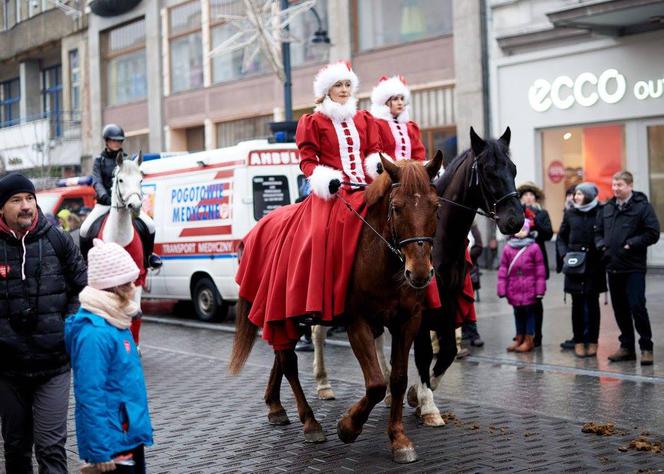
[192, 277, 228, 322]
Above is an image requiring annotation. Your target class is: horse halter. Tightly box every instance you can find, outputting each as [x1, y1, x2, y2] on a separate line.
[112, 168, 142, 210]
[438, 156, 518, 221]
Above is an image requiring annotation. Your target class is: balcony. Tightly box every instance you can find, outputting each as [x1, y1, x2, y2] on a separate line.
[0, 112, 82, 174]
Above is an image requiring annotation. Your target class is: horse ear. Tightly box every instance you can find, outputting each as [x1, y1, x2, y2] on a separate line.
[426, 150, 443, 180]
[115, 151, 123, 166]
[470, 126, 486, 157]
[499, 127, 511, 147]
[380, 153, 400, 183]
[136, 150, 143, 166]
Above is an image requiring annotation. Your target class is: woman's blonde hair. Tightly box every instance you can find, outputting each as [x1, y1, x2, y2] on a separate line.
[109, 282, 135, 307]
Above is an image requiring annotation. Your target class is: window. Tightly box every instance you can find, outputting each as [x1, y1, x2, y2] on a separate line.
[289, 0, 329, 67]
[0, 77, 20, 127]
[42, 65, 62, 137]
[103, 19, 147, 106]
[169, 1, 203, 93]
[2, 0, 17, 31]
[541, 124, 625, 232]
[69, 49, 80, 122]
[252, 175, 291, 221]
[216, 115, 272, 148]
[356, 0, 453, 51]
[647, 125, 664, 227]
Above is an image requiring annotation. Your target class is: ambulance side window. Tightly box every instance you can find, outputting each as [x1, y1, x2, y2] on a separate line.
[296, 175, 310, 201]
[252, 175, 291, 221]
[60, 198, 84, 214]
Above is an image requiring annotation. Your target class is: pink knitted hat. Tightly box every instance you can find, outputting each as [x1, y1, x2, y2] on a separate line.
[87, 239, 139, 290]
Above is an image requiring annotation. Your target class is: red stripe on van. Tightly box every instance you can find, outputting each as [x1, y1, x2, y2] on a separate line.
[179, 225, 232, 237]
[143, 161, 244, 179]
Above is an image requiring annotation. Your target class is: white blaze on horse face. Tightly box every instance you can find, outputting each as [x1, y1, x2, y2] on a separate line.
[414, 193, 421, 207]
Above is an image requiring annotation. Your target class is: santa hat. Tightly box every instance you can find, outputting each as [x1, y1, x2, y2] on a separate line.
[87, 239, 139, 290]
[370, 75, 411, 108]
[313, 61, 359, 99]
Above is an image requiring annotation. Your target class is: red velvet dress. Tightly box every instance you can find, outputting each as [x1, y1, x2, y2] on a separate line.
[236, 109, 383, 349]
[375, 118, 426, 161]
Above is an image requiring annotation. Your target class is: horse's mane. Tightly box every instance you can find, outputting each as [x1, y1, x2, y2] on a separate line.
[365, 160, 431, 207]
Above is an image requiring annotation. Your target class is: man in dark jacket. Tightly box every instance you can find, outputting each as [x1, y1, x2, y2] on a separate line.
[518, 182, 553, 347]
[0, 173, 87, 473]
[595, 171, 660, 365]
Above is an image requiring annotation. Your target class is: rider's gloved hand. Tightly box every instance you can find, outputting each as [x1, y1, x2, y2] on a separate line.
[97, 194, 111, 206]
[328, 179, 341, 195]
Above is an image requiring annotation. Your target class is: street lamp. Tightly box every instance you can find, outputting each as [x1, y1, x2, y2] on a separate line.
[271, 1, 330, 142]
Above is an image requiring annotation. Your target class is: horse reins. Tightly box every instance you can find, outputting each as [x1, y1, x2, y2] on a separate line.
[337, 182, 434, 264]
[111, 169, 142, 210]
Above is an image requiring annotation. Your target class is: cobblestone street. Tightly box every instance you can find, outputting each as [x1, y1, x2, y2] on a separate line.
[5, 271, 664, 473]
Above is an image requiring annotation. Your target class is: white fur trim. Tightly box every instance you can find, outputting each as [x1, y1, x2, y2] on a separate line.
[371, 76, 411, 109]
[370, 104, 410, 123]
[416, 382, 440, 417]
[309, 165, 343, 200]
[313, 61, 359, 99]
[315, 96, 357, 122]
[364, 152, 386, 180]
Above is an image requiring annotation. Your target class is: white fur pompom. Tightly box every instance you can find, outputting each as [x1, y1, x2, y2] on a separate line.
[309, 165, 343, 200]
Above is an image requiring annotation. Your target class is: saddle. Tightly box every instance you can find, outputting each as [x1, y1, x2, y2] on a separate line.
[80, 213, 152, 269]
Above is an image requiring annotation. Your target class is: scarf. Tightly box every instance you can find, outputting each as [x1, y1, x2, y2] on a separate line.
[315, 96, 357, 122]
[508, 237, 535, 248]
[79, 286, 139, 329]
[573, 198, 598, 212]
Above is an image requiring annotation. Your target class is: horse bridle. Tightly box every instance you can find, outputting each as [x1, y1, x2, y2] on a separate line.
[111, 168, 142, 210]
[338, 182, 435, 264]
[438, 156, 518, 221]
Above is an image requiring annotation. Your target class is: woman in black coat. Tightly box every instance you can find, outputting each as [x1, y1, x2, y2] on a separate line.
[556, 182, 607, 358]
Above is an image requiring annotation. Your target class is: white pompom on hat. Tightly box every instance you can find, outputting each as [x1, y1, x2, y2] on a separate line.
[87, 239, 139, 290]
[313, 61, 359, 99]
[370, 75, 411, 108]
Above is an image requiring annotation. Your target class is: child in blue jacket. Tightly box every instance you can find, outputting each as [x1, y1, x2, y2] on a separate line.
[65, 239, 153, 473]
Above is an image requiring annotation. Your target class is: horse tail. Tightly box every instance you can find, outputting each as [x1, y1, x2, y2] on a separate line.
[228, 297, 258, 375]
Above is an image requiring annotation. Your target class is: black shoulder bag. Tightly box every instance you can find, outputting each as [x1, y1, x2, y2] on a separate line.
[562, 251, 586, 275]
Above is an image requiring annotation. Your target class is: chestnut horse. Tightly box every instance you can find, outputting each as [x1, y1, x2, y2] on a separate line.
[229, 154, 443, 463]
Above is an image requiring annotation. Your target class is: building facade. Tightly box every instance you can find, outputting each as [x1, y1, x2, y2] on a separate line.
[86, 0, 462, 161]
[489, 0, 664, 265]
[0, 1, 89, 183]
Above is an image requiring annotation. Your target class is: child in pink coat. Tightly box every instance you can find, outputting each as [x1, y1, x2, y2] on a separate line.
[497, 220, 547, 352]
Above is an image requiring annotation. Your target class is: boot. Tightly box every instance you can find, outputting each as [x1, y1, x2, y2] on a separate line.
[515, 335, 535, 353]
[608, 347, 636, 362]
[641, 350, 654, 366]
[586, 343, 598, 357]
[507, 335, 524, 352]
[574, 343, 587, 358]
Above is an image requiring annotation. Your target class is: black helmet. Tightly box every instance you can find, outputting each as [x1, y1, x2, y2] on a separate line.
[102, 123, 125, 141]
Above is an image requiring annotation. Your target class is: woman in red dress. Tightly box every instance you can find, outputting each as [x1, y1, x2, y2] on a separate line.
[236, 61, 383, 349]
[370, 75, 426, 162]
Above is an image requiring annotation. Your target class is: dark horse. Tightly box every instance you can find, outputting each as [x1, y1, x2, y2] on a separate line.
[229, 154, 443, 463]
[407, 127, 524, 424]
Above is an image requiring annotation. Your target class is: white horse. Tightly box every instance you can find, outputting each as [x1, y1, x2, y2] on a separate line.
[96, 152, 146, 341]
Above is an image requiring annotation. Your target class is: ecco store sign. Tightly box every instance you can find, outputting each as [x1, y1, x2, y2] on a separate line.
[528, 68, 663, 112]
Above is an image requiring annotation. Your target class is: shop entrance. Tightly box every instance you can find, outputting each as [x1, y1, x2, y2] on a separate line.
[643, 121, 664, 267]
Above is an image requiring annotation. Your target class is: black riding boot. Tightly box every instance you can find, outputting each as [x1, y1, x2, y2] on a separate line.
[142, 231, 162, 269]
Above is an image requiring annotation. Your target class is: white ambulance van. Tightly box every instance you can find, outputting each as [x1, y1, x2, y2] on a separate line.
[140, 139, 305, 321]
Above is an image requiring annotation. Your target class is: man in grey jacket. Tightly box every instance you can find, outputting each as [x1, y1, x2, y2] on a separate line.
[596, 170, 660, 365]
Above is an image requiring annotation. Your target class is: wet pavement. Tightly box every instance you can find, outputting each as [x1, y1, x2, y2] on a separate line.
[4, 271, 664, 472]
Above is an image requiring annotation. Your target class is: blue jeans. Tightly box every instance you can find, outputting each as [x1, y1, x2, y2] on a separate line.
[513, 305, 536, 336]
[608, 272, 652, 351]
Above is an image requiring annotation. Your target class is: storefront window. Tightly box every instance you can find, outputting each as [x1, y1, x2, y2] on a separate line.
[0, 78, 20, 127]
[104, 19, 148, 106]
[647, 125, 664, 227]
[216, 115, 272, 148]
[541, 124, 625, 231]
[356, 0, 452, 51]
[170, 1, 203, 93]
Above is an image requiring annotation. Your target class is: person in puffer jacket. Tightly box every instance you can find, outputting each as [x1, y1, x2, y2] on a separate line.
[497, 220, 547, 353]
[65, 239, 153, 473]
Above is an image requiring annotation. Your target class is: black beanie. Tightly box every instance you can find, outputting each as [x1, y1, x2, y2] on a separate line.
[0, 173, 36, 209]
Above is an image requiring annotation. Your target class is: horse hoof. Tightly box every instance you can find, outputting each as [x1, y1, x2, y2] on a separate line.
[392, 446, 418, 464]
[384, 393, 392, 408]
[268, 410, 291, 425]
[406, 385, 418, 408]
[336, 416, 361, 444]
[304, 429, 327, 443]
[318, 388, 336, 400]
[422, 413, 446, 427]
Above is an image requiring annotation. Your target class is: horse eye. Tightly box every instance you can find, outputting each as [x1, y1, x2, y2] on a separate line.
[119, 179, 124, 183]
